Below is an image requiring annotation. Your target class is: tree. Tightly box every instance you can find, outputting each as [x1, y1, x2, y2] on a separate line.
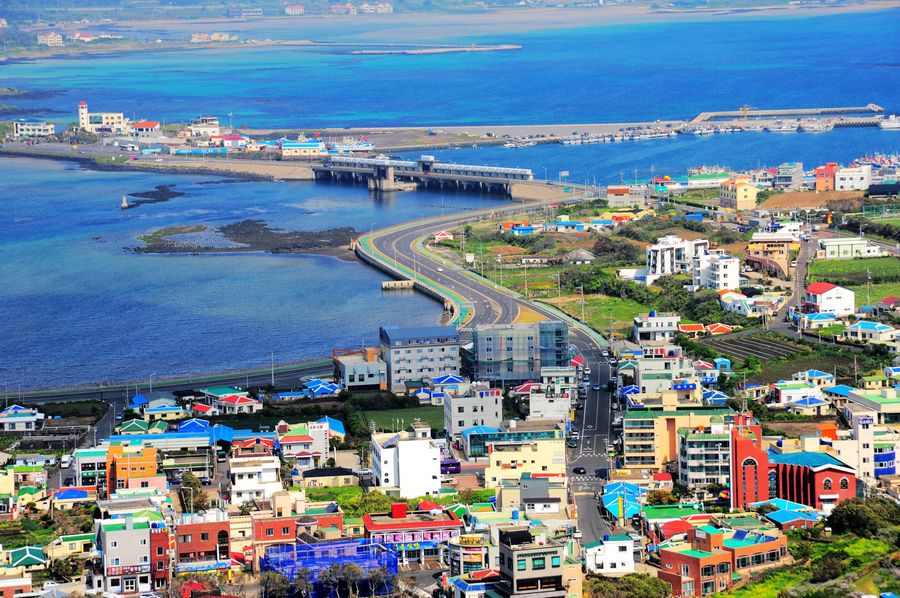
[367, 566, 389, 597]
[48, 556, 80, 581]
[826, 496, 900, 537]
[291, 568, 314, 598]
[260, 571, 291, 598]
[346, 490, 395, 518]
[810, 552, 844, 583]
[342, 563, 363, 598]
[180, 472, 209, 512]
[592, 236, 642, 267]
[586, 573, 670, 597]
[755, 502, 779, 515]
[319, 563, 343, 598]
[646, 490, 675, 506]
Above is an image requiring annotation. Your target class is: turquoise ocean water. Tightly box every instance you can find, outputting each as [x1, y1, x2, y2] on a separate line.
[2, 9, 899, 386]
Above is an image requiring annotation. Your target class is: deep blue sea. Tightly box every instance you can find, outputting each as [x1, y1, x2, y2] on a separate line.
[0, 157, 500, 388]
[2, 9, 899, 387]
[3, 10, 898, 127]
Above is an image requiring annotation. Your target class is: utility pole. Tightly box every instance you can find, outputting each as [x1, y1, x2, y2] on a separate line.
[271, 351, 275, 387]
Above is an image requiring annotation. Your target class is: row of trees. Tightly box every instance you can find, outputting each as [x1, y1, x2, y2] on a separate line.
[260, 564, 397, 598]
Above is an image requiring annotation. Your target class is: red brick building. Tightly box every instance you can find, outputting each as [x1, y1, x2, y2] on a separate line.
[768, 451, 856, 513]
[659, 526, 733, 597]
[729, 413, 769, 510]
[149, 524, 173, 591]
[175, 511, 231, 564]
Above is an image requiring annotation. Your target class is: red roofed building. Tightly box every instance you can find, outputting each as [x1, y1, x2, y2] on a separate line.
[706, 323, 733, 336]
[876, 296, 900, 315]
[659, 519, 695, 541]
[131, 121, 160, 138]
[191, 403, 219, 416]
[363, 503, 462, 564]
[804, 282, 855, 317]
[211, 394, 262, 415]
[678, 323, 706, 338]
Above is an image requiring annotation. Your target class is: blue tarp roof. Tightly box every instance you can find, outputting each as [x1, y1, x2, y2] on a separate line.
[750, 498, 812, 512]
[769, 451, 849, 468]
[433, 374, 465, 384]
[178, 419, 210, 433]
[765, 509, 820, 525]
[461, 426, 500, 441]
[620, 385, 640, 397]
[55, 489, 89, 500]
[823, 385, 856, 397]
[317, 416, 346, 436]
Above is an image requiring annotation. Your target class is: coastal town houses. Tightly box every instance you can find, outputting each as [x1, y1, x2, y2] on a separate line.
[11, 119, 55, 140]
[37, 32, 63, 46]
[371, 422, 441, 498]
[803, 282, 855, 317]
[0, 405, 44, 432]
[78, 101, 129, 135]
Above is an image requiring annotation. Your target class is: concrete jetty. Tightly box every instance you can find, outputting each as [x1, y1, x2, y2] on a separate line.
[691, 104, 883, 123]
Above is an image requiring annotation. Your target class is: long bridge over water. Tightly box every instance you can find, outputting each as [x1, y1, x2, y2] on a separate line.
[312, 154, 535, 196]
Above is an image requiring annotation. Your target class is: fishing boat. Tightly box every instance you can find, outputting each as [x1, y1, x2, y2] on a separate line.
[120, 195, 129, 210]
[798, 119, 833, 133]
[880, 115, 900, 130]
[767, 121, 798, 133]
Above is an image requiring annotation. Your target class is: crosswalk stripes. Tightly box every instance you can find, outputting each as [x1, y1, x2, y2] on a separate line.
[571, 475, 602, 482]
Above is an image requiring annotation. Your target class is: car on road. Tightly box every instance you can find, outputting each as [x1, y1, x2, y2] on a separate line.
[791, 259, 798, 267]
[437, 267, 444, 272]
[592, 384, 601, 391]
[573, 529, 583, 539]
[566, 439, 578, 448]
[601, 350, 609, 357]
[612, 416, 623, 427]
[575, 403, 584, 410]
[584, 367, 591, 375]
[115, 413, 123, 421]
[573, 467, 587, 475]
[569, 430, 580, 439]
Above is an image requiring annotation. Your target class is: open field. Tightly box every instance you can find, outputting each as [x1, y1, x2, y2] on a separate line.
[744, 354, 848, 385]
[807, 256, 900, 285]
[723, 534, 896, 598]
[848, 282, 900, 306]
[363, 406, 444, 433]
[304, 485, 364, 506]
[544, 294, 650, 338]
[706, 334, 804, 363]
[760, 190, 864, 209]
[870, 218, 900, 227]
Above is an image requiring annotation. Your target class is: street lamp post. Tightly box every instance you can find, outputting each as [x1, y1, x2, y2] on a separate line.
[149, 373, 157, 393]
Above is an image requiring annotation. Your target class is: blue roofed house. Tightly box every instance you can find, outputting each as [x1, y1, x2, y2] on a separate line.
[510, 225, 536, 236]
[764, 509, 821, 531]
[786, 396, 829, 416]
[792, 369, 836, 388]
[798, 312, 838, 330]
[822, 385, 857, 412]
[844, 321, 897, 344]
[547, 220, 585, 233]
[178, 418, 210, 434]
[0, 405, 44, 432]
[713, 357, 731, 372]
[316, 416, 346, 440]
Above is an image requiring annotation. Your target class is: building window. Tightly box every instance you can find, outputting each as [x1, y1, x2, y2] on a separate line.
[157, 561, 164, 570]
[532, 557, 545, 570]
[551, 556, 560, 567]
[140, 538, 148, 546]
[701, 565, 714, 577]
[840, 478, 849, 490]
[157, 547, 163, 556]
[717, 562, 729, 574]
[517, 559, 526, 571]
[282, 527, 290, 535]
[682, 581, 695, 596]
[823, 478, 832, 491]
[201, 533, 209, 541]
[266, 528, 275, 537]
[681, 564, 690, 577]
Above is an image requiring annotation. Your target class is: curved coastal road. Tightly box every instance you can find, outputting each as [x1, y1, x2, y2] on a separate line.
[359, 196, 607, 350]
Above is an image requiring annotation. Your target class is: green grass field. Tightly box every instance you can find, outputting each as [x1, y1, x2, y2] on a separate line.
[546, 294, 650, 338]
[808, 256, 900, 285]
[362, 406, 444, 433]
[870, 217, 900, 227]
[847, 282, 900, 306]
[723, 535, 894, 597]
[305, 485, 364, 506]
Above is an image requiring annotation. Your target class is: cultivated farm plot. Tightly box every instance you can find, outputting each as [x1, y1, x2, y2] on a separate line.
[705, 334, 803, 362]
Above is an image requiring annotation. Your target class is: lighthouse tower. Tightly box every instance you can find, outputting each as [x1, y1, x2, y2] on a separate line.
[78, 101, 89, 131]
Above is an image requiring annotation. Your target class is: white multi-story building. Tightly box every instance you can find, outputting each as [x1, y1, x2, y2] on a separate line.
[831, 410, 899, 482]
[227, 454, 283, 505]
[37, 32, 63, 46]
[677, 420, 732, 489]
[371, 422, 440, 498]
[583, 534, 636, 576]
[692, 250, 740, 292]
[773, 162, 803, 190]
[0, 405, 44, 432]
[380, 325, 460, 393]
[12, 119, 55, 139]
[444, 387, 503, 438]
[804, 282, 855, 317]
[644, 235, 710, 285]
[835, 164, 872, 191]
[77, 100, 129, 135]
[632, 312, 681, 343]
